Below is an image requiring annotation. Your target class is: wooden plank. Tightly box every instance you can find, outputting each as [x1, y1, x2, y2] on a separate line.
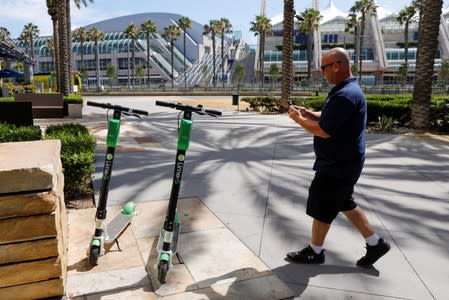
[0, 278, 64, 300]
[0, 257, 62, 288]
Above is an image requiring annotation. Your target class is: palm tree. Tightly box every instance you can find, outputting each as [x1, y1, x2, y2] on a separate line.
[269, 63, 280, 87]
[411, 0, 425, 65]
[439, 60, 449, 87]
[124, 23, 141, 89]
[46, 0, 93, 95]
[44, 38, 56, 70]
[46, 0, 60, 92]
[250, 15, 272, 88]
[163, 24, 181, 88]
[22, 23, 40, 59]
[235, 61, 246, 85]
[350, 0, 377, 82]
[411, 0, 443, 130]
[345, 12, 360, 74]
[88, 28, 104, 92]
[106, 63, 116, 88]
[141, 19, 157, 88]
[72, 27, 90, 73]
[297, 8, 321, 83]
[281, 0, 294, 110]
[0, 27, 11, 42]
[178, 16, 192, 88]
[397, 5, 417, 66]
[218, 18, 232, 88]
[203, 19, 221, 87]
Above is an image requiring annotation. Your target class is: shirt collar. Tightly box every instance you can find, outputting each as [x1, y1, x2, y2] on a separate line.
[329, 77, 357, 96]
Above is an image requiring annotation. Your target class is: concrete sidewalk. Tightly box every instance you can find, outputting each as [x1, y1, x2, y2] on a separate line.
[60, 96, 449, 299]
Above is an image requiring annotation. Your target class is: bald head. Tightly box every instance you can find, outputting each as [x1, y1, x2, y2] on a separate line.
[324, 47, 350, 65]
[321, 47, 352, 84]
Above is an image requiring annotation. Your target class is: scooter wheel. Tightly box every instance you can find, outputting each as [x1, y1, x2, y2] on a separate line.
[89, 246, 100, 266]
[158, 260, 169, 284]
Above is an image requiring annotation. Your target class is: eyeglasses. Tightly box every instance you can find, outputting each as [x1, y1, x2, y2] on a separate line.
[321, 61, 342, 72]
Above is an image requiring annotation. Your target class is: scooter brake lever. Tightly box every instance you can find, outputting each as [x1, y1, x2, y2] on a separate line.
[123, 112, 141, 119]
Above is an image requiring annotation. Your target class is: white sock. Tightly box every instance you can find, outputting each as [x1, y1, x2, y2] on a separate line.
[310, 243, 323, 254]
[365, 233, 380, 246]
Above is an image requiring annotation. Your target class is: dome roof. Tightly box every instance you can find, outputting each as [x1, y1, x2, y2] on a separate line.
[321, 0, 347, 24]
[83, 12, 205, 44]
[270, 1, 394, 27]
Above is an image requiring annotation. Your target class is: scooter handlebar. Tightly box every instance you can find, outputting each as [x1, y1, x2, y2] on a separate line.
[155, 100, 222, 117]
[87, 101, 148, 115]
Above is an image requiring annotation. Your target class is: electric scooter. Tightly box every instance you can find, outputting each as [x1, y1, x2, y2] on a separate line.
[154, 100, 221, 284]
[86, 101, 148, 266]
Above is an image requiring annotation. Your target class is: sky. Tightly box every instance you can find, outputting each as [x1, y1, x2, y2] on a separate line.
[2, 0, 449, 45]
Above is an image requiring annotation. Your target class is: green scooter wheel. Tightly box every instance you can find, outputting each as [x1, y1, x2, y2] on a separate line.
[158, 260, 169, 284]
[89, 245, 100, 266]
[122, 201, 136, 216]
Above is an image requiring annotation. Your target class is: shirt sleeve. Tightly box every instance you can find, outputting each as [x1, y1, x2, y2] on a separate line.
[319, 95, 355, 137]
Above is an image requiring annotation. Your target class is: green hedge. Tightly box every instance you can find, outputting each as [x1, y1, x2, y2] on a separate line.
[63, 94, 83, 104]
[0, 94, 83, 104]
[45, 123, 96, 199]
[243, 95, 449, 132]
[0, 123, 42, 142]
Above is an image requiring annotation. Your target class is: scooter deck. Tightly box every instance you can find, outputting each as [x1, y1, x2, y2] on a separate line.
[105, 213, 134, 243]
[157, 222, 181, 253]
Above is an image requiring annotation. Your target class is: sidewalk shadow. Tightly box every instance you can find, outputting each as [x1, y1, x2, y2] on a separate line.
[183, 263, 379, 299]
[274, 259, 380, 297]
[184, 268, 286, 299]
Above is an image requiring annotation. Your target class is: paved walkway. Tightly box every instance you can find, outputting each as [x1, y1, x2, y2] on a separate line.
[44, 96, 449, 299]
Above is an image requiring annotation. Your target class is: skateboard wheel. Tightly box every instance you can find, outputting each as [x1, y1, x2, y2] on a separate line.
[122, 201, 136, 215]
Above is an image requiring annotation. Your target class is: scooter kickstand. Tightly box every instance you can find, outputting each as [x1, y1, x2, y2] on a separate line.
[176, 252, 184, 264]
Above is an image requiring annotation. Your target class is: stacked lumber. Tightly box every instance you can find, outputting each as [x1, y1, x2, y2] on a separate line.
[0, 140, 67, 299]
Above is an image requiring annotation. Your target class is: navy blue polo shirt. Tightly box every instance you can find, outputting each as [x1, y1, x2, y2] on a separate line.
[314, 77, 367, 183]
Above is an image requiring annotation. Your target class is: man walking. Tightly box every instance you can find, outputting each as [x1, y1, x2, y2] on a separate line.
[286, 47, 390, 266]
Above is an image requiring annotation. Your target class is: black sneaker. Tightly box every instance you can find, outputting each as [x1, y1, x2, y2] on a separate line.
[357, 238, 391, 267]
[286, 245, 325, 264]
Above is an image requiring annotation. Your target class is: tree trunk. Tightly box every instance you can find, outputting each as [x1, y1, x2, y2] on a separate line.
[171, 40, 174, 88]
[185, 33, 188, 88]
[358, 15, 366, 83]
[307, 27, 312, 82]
[281, 0, 294, 112]
[58, 0, 70, 96]
[212, 34, 216, 87]
[47, 5, 60, 92]
[411, 0, 443, 130]
[147, 35, 151, 88]
[260, 33, 265, 88]
[65, 0, 72, 94]
[221, 34, 225, 88]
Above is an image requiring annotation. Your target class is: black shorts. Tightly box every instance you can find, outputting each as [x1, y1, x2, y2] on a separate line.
[306, 172, 357, 224]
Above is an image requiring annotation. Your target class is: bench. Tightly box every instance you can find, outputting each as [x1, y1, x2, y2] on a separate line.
[15, 93, 64, 118]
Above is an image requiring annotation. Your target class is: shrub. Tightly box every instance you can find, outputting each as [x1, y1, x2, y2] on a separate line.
[22, 83, 37, 93]
[46, 123, 90, 136]
[241, 96, 279, 112]
[45, 123, 96, 199]
[372, 115, 397, 132]
[0, 123, 42, 142]
[1, 82, 16, 96]
[430, 98, 449, 132]
[63, 94, 83, 105]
